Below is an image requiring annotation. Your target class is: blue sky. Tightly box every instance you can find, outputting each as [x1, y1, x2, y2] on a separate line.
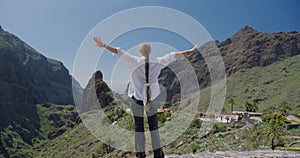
[0, 0, 299, 92]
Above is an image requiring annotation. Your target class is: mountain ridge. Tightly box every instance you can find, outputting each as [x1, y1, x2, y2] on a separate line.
[0, 25, 299, 157]
[0, 25, 82, 157]
[0, 25, 77, 105]
[159, 25, 300, 106]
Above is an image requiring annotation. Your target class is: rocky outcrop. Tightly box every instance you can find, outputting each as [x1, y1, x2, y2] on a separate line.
[221, 26, 300, 75]
[81, 71, 116, 112]
[159, 26, 300, 106]
[0, 26, 76, 105]
[47, 127, 67, 140]
[0, 26, 82, 157]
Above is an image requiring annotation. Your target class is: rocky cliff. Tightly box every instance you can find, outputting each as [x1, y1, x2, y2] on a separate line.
[81, 71, 116, 112]
[0, 25, 81, 157]
[0, 25, 75, 105]
[159, 26, 300, 106]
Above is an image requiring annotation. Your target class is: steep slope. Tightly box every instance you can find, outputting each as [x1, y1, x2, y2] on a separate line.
[30, 55, 300, 158]
[0, 104, 79, 157]
[31, 71, 129, 158]
[0, 25, 75, 105]
[1, 25, 299, 157]
[159, 26, 300, 106]
[221, 26, 299, 75]
[198, 54, 300, 112]
[0, 25, 82, 158]
[81, 71, 116, 112]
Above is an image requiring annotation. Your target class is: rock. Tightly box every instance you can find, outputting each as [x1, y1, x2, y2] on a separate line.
[47, 127, 67, 139]
[41, 103, 52, 108]
[159, 26, 300, 105]
[81, 71, 115, 112]
[75, 115, 82, 125]
[0, 28, 81, 105]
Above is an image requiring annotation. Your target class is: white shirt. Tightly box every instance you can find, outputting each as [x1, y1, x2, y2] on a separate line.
[114, 48, 177, 106]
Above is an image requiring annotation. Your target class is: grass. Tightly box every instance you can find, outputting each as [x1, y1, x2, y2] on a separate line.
[198, 54, 300, 113]
[0, 103, 79, 157]
[2, 103, 299, 157]
[1, 55, 300, 157]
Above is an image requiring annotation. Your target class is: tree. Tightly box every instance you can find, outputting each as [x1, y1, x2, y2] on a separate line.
[228, 98, 236, 113]
[262, 113, 286, 126]
[276, 101, 291, 115]
[263, 123, 284, 150]
[221, 106, 227, 113]
[250, 102, 258, 112]
[225, 115, 230, 124]
[244, 100, 258, 112]
[297, 108, 300, 116]
[262, 113, 286, 150]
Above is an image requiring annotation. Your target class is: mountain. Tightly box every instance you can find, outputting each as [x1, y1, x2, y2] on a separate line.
[31, 71, 131, 158]
[0, 25, 82, 158]
[0, 25, 299, 157]
[198, 54, 300, 112]
[159, 26, 300, 107]
[81, 71, 116, 112]
[0, 103, 79, 157]
[0, 25, 75, 105]
[27, 55, 300, 157]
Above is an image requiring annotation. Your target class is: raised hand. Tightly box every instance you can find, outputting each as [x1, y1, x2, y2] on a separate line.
[190, 45, 198, 52]
[93, 36, 105, 47]
[175, 45, 198, 57]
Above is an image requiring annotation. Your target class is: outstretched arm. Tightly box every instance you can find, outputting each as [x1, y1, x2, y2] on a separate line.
[175, 45, 198, 57]
[93, 36, 118, 54]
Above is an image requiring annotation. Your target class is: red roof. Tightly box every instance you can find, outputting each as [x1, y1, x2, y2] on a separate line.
[157, 109, 164, 113]
[157, 108, 170, 113]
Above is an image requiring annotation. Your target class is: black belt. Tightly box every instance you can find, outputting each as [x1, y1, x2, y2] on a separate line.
[131, 96, 144, 106]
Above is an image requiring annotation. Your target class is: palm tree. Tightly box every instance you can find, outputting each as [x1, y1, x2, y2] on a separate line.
[276, 101, 291, 115]
[263, 123, 284, 150]
[262, 113, 287, 150]
[225, 115, 230, 124]
[250, 102, 258, 112]
[244, 100, 258, 112]
[244, 100, 251, 112]
[221, 106, 227, 113]
[262, 113, 286, 126]
[228, 98, 236, 113]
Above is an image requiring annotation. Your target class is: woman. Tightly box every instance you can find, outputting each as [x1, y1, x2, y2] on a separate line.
[94, 37, 197, 158]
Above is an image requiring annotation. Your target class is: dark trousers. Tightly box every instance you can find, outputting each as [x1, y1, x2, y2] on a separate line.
[131, 96, 164, 158]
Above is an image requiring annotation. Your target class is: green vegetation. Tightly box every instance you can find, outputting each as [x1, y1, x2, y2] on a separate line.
[262, 112, 286, 150]
[1, 40, 300, 157]
[228, 98, 236, 113]
[1, 102, 299, 157]
[276, 101, 292, 115]
[0, 104, 78, 157]
[243, 100, 258, 112]
[199, 54, 300, 114]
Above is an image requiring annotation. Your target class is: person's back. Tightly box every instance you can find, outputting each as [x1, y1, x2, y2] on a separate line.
[128, 58, 174, 106]
[113, 46, 177, 106]
[93, 36, 197, 158]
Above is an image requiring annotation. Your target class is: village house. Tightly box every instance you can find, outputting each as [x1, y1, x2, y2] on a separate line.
[196, 111, 264, 124]
[196, 112, 241, 123]
[286, 115, 300, 130]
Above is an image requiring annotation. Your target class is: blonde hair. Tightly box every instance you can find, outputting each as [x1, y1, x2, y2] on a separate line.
[139, 43, 151, 111]
[139, 43, 151, 57]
